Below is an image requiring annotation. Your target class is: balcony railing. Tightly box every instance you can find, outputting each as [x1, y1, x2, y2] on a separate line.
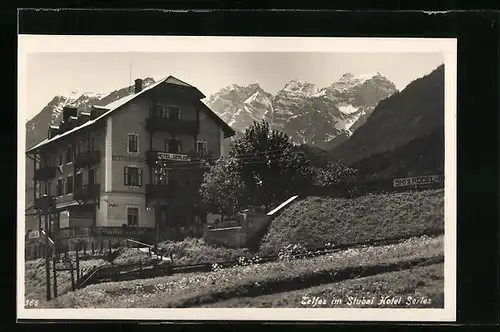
[34, 195, 56, 211]
[56, 226, 155, 239]
[74, 150, 101, 169]
[145, 116, 198, 135]
[73, 184, 100, 201]
[34, 166, 57, 181]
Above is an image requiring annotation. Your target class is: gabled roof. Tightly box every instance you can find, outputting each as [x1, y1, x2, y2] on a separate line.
[27, 76, 233, 153]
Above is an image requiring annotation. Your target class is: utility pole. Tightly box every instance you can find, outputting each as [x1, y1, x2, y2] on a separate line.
[44, 203, 51, 301]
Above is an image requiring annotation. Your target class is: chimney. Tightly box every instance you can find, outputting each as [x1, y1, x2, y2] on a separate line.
[134, 78, 143, 93]
[62, 106, 77, 123]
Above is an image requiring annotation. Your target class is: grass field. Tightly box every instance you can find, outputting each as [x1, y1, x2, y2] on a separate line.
[260, 189, 444, 255]
[24, 257, 109, 306]
[46, 234, 443, 308]
[200, 263, 444, 308]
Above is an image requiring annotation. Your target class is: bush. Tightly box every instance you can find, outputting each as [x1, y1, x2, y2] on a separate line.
[157, 237, 252, 265]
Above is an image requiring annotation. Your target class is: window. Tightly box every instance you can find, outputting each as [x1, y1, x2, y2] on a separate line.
[89, 168, 98, 185]
[66, 145, 73, 163]
[197, 141, 208, 156]
[168, 106, 181, 120]
[44, 181, 51, 196]
[166, 139, 181, 153]
[58, 154, 64, 166]
[75, 173, 83, 190]
[154, 104, 164, 117]
[127, 134, 139, 153]
[66, 175, 73, 194]
[127, 207, 139, 227]
[124, 167, 143, 187]
[57, 178, 64, 196]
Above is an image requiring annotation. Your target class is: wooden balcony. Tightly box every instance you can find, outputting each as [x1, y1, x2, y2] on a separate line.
[145, 116, 198, 135]
[74, 151, 101, 169]
[34, 195, 56, 211]
[73, 184, 100, 201]
[34, 166, 57, 181]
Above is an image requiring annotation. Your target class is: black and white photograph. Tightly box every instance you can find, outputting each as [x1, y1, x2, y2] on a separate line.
[17, 36, 457, 321]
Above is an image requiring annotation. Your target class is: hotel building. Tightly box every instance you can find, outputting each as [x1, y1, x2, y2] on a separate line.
[26, 76, 235, 243]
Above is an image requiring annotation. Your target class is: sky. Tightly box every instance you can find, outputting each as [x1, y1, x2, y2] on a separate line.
[26, 52, 443, 120]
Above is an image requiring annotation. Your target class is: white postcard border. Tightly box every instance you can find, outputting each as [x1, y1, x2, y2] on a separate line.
[17, 36, 457, 322]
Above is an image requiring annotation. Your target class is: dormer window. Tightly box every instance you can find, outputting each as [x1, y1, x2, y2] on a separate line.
[154, 104, 182, 119]
[168, 106, 181, 120]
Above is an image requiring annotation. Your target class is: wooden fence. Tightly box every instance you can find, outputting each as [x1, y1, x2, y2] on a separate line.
[76, 228, 444, 290]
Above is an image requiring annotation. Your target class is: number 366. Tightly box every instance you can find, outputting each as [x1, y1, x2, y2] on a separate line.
[25, 299, 39, 307]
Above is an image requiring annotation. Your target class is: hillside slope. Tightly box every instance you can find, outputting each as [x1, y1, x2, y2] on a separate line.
[259, 189, 444, 255]
[328, 64, 444, 167]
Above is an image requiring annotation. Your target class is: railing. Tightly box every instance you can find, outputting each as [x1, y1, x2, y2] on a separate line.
[73, 184, 100, 201]
[74, 150, 101, 169]
[159, 225, 204, 242]
[145, 116, 198, 135]
[34, 166, 57, 181]
[56, 226, 155, 239]
[207, 218, 243, 230]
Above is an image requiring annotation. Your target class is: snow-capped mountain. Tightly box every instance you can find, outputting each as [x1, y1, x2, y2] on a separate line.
[205, 83, 274, 133]
[206, 73, 398, 149]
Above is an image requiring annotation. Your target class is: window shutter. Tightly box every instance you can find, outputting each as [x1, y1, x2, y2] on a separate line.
[138, 168, 143, 186]
[124, 167, 128, 186]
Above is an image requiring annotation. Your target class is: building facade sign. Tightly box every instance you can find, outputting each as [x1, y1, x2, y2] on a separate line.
[393, 174, 444, 188]
[60, 210, 70, 229]
[27, 230, 40, 239]
[157, 152, 191, 162]
[112, 155, 146, 162]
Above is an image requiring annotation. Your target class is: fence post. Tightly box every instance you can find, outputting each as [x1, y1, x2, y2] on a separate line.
[75, 250, 80, 283]
[52, 257, 57, 298]
[91, 241, 95, 255]
[70, 262, 75, 291]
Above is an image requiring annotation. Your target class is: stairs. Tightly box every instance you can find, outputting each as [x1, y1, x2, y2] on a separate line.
[126, 239, 172, 263]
